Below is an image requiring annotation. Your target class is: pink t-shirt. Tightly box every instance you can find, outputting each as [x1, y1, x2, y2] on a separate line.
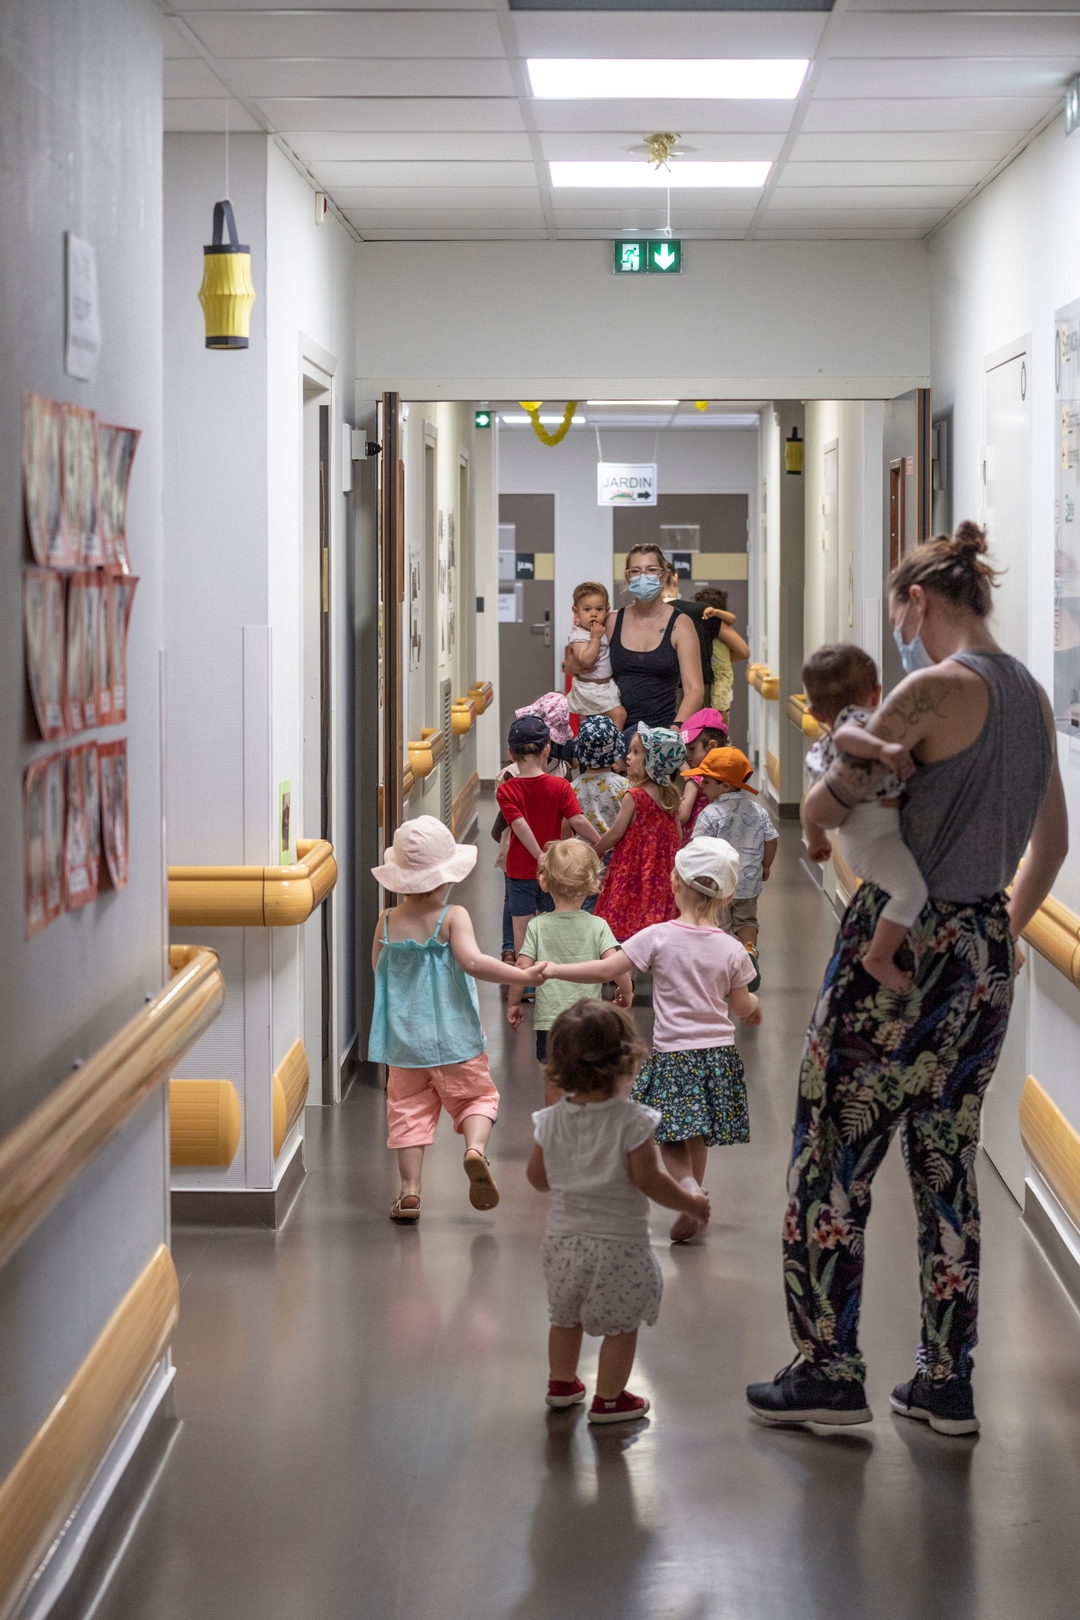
[622, 920, 755, 1051]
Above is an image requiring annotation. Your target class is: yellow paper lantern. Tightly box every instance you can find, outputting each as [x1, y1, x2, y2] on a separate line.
[785, 425, 804, 475]
[198, 199, 256, 349]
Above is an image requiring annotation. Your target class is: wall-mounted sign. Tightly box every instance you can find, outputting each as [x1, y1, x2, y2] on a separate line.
[515, 553, 535, 579]
[598, 463, 657, 506]
[475, 409, 492, 428]
[65, 234, 101, 382]
[670, 552, 693, 579]
[613, 240, 682, 275]
[498, 584, 523, 623]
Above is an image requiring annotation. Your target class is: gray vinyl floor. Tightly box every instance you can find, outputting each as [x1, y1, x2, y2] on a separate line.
[96, 809, 1080, 1620]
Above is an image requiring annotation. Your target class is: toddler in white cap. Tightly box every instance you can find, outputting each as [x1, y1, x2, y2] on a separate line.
[542, 835, 761, 1244]
[369, 815, 547, 1222]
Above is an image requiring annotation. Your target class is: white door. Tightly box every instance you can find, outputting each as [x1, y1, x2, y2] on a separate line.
[980, 339, 1031, 1201]
[822, 440, 839, 643]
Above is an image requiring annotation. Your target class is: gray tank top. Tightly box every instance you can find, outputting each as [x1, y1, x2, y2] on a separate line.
[900, 650, 1051, 903]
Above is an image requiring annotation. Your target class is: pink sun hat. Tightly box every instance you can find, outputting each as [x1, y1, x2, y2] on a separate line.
[516, 691, 573, 745]
[372, 815, 477, 892]
[680, 707, 730, 746]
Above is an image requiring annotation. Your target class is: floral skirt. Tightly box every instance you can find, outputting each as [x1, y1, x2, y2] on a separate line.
[632, 1046, 749, 1146]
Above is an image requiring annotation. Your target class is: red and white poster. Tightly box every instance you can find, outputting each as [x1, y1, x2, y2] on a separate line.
[64, 743, 100, 909]
[23, 569, 65, 740]
[21, 393, 64, 568]
[97, 424, 139, 572]
[58, 402, 89, 571]
[99, 738, 128, 891]
[64, 571, 104, 733]
[24, 752, 65, 938]
[106, 573, 138, 723]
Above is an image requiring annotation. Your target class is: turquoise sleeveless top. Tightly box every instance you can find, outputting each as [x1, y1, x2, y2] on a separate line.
[368, 900, 486, 1068]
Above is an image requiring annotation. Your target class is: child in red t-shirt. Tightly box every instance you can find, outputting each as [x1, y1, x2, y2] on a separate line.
[496, 714, 600, 955]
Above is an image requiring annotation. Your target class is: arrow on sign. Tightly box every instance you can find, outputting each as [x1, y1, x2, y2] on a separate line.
[653, 243, 676, 269]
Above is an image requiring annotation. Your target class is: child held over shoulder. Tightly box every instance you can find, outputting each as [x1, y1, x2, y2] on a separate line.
[801, 643, 927, 994]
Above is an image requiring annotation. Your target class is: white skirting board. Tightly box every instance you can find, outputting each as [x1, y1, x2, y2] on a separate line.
[1023, 1164, 1080, 1316]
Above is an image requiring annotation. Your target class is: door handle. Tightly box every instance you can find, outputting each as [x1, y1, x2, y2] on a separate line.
[530, 622, 551, 647]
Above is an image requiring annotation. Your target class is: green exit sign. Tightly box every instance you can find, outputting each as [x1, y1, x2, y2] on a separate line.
[613, 239, 682, 275]
[474, 409, 492, 428]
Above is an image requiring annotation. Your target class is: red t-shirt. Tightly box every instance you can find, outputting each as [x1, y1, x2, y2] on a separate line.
[496, 774, 583, 878]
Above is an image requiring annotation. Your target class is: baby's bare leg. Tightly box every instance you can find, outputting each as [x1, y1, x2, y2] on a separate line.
[861, 916, 913, 992]
[549, 1323, 584, 1381]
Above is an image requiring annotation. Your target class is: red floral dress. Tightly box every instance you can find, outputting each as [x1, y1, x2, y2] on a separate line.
[595, 787, 680, 941]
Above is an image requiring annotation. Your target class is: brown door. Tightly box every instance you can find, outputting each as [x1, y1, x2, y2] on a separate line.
[498, 494, 555, 758]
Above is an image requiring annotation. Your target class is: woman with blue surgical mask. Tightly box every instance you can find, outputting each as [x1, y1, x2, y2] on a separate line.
[747, 520, 1067, 1440]
[605, 543, 704, 732]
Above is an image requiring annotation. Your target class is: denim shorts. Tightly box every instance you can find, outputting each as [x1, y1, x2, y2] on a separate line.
[535, 1029, 548, 1063]
[505, 877, 556, 918]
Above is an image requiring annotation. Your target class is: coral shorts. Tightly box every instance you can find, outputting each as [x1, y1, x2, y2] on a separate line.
[386, 1054, 500, 1149]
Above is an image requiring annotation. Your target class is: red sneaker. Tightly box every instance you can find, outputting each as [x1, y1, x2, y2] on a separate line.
[588, 1390, 651, 1425]
[546, 1378, 587, 1409]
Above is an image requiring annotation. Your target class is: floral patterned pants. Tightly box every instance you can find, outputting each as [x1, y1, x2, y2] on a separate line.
[783, 882, 1015, 1385]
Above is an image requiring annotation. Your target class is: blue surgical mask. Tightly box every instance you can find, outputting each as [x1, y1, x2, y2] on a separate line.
[893, 612, 934, 674]
[628, 574, 662, 602]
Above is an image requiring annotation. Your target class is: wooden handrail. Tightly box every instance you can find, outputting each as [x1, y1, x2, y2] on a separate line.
[167, 837, 337, 927]
[747, 663, 779, 700]
[1020, 892, 1080, 991]
[451, 697, 477, 735]
[0, 949, 224, 1274]
[787, 692, 828, 742]
[0, 1244, 179, 1620]
[272, 1040, 310, 1156]
[1020, 1075, 1080, 1231]
[407, 727, 446, 779]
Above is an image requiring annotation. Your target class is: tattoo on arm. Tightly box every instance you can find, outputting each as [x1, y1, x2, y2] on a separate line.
[870, 676, 953, 745]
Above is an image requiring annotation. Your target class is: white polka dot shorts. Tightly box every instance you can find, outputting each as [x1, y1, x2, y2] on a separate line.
[542, 1233, 663, 1338]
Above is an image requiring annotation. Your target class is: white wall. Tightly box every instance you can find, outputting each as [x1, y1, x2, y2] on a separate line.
[164, 131, 356, 1187]
[931, 111, 1080, 1161]
[357, 240, 930, 402]
[0, 0, 168, 1488]
[498, 423, 758, 676]
[803, 400, 884, 667]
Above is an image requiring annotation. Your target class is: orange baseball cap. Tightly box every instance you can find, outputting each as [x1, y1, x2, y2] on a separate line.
[681, 746, 758, 794]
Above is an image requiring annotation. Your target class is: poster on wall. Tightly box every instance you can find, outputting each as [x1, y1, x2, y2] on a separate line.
[64, 571, 104, 733]
[21, 393, 63, 567]
[99, 739, 128, 890]
[24, 752, 65, 938]
[64, 742, 100, 909]
[1056, 296, 1080, 734]
[23, 569, 65, 740]
[437, 508, 448, 662]
[106, 574, 138, 723]
[408, 547, 422, 671]
[97, 423, 140, 571]
[447, 510, 457, 661]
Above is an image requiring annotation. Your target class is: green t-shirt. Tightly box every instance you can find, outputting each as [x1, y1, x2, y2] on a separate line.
[521, 909, 619, 1030]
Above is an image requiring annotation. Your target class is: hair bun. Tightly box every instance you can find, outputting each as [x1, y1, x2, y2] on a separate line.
[953, 520, 987, 554]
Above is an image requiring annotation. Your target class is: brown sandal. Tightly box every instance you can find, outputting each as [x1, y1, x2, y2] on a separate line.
[463, 1149, 500, 1211]
[390, 1193, 421, 1223]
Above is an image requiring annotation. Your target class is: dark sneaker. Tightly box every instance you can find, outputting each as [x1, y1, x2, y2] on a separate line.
[746, 945, 761, 994]
[747, 1356, 872, 1426]
[588, 1390, 650, 1425]
[890, 1374, 979, 1436]
[546, 1377, 587, 1409]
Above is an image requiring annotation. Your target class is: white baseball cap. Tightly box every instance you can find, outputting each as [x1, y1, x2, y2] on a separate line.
[674, 836, 740, 901]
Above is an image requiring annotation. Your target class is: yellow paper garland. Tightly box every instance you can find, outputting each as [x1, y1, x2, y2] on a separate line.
[518, 401, 578, 447]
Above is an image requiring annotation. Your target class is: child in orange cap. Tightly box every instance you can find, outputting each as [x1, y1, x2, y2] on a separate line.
[685, 748, 777, 988]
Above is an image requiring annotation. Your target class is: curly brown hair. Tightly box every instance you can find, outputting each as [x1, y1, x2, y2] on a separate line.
[889, 520, 1001, 618]
[544, 1001, 647, 1096]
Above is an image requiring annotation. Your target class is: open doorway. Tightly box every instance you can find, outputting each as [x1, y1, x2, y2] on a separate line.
[302, 370, 334, 1103]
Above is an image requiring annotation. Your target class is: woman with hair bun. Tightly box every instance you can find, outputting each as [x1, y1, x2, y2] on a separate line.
[748, 521, 1068, 1437]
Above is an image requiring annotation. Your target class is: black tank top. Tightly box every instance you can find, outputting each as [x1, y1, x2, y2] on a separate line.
[609, 607, 681, 728]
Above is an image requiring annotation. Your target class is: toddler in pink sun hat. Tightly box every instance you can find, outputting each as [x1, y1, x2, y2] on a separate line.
[678, 708, 731, 840]
[517, 691, 574, 748]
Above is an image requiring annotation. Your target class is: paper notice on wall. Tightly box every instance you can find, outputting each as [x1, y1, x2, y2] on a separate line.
[24, 752, 65, 938]
[24, 569, 66, 740]
[106, 574, 137, 722]
[21, 393, 64, 567]
[65, 233, 101, 383]
[64, 742, 100, 909]
[99, 738, 128, 890]
[97, 424, 140, 572]
[64, 571, 105, 733]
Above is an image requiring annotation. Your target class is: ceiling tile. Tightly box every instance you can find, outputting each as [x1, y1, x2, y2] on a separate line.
[188, 11, 505, 59]
[767, 184, 970, 209]
[163, 21, 199, 58]
[356, 227, 551, 239]
[779, 159, 989, 187]
[758, 207, 947, 228]
[164, 58, 231, 97]
[164, 98, 262, 132]
[790, 130, 1018, 162]
[832, 11, 1080, 58]
[256, 98, 526, 133]
[286, 132, 535, 162]
[227, 59, 516, 99]
[309, 160, 539, 188]
[539, 131, 786, 161]
[511, 11, 827, 57]
[333, 187, 542, 208]
[815, 57, 1074, 99]
[350, 209, 547, 227]
[531, 99, 796, 134]
[801, 96, 1063, 132]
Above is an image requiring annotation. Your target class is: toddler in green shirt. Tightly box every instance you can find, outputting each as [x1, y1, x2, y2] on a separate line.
[509, 840, 634, 1103]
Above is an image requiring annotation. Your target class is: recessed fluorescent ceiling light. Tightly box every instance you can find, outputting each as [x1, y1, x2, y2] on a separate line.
[587, 399, 679, 406]
[551, 162, 770, 189]
[527, 59, 808, 100]
[501, 413, 586, 425]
